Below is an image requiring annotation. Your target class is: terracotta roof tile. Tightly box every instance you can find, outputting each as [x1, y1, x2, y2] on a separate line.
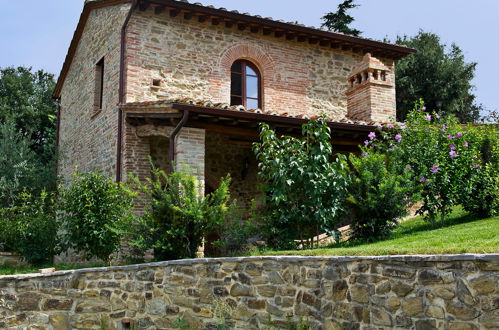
[122, 98, 378, 126]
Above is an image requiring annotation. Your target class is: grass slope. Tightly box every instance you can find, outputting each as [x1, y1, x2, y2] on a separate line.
[263, 208, 499, 256]
[0, 263, 105, 276]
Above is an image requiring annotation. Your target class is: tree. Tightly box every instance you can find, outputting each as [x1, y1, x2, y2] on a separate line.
[0, 120, 37, 207]
[0, 66, 58, 192]
[253, 120, 349, 249]
[395, 31, 482, 123]
[59, 173, 134, 264]
[321, 0, 361, 36]
[0, 190, 59, 265]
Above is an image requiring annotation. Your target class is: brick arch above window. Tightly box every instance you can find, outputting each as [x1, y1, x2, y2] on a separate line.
[218, 44, 278, 83]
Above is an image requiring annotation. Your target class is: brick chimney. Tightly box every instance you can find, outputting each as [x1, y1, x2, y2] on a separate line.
[346, 53, 396, 123]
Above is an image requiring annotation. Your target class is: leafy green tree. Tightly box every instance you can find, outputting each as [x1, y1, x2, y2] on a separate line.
[321, 0, 361, 36]
[0, 120, 36, 207]
[395, 32, 481, 123]
[0, 190, 59, 265]
[253, 119, 349, 249]
[129, 167, 232, 261]
[0, 66, 58, 192]
[59, 173, 134, 264]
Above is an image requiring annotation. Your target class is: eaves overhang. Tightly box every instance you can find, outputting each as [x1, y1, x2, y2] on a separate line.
[53, 0, 415, 98]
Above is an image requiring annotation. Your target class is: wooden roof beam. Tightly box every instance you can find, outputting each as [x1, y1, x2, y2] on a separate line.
[197, 15, 208, 23]
[250, 26, 260, 33]
[154, 4, 166, 14]
[138, 2, 150, 11]
[263, 28, 273, 36]
[330, 41, 341, 49]
[169, 9, 180, 17]
[341, 44, 352, 51]
[319, 39, 330, 47]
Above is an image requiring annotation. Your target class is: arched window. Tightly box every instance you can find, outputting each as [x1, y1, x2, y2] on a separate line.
[230, 60, 262, 109]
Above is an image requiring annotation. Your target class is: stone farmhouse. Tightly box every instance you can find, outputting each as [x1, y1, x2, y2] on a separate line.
[54, 0, 415, 209]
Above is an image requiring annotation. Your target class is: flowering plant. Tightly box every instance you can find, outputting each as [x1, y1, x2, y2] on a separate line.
[367, 100, 482, 226]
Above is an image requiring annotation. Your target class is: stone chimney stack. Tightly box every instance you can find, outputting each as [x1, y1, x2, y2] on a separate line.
[346, 53, 396, 123]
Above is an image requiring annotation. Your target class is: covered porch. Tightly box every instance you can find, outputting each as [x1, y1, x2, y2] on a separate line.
[122, 101, 376, 211]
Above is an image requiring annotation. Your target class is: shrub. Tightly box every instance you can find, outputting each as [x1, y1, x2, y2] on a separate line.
[0, 190, 58, 265]
[368, 99, 485, 226]
[211, 216, 257, 257]
[129, 167, 232, 261]
[58, 172, 133, 264]
[347, 151, 415, 240]
[460, 127, 499, 217]
[253, 119, 349, 249]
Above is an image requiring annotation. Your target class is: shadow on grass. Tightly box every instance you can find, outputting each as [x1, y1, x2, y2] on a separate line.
[327, 208, 481, 250]
[396, 209, 479, 235]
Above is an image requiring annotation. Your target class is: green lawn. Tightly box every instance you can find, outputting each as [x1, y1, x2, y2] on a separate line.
[263, 207, 499, 256]
[2, 209, 497, 275]
[0, 263, 105, 276]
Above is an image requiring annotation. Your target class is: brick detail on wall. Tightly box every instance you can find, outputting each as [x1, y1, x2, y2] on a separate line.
[346, 53, 396, 123]
[123, 8, 398, 120]
[211, 43, 278, 107]
[175, 127, 206, 190]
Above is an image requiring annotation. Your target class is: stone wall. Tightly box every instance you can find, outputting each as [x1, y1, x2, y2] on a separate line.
[124, 8, 395, 120]
[0, 255, 497, 329]
[58, 3, 131, 182]
[0, 253, 24, 268]
[123, 124, 206, 190]
[205, 132, 261, 212]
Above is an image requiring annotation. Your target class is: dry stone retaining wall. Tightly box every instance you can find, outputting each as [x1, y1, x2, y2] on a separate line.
[0, 255, 497, 329]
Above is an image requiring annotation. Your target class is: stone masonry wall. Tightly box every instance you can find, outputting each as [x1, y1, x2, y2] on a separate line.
[58, 3, 131, 182]
[0, 255, 497, 329]
[124, 8, 395, 120]
[123, 124, 205, 193]
[205, 132, 261, 212]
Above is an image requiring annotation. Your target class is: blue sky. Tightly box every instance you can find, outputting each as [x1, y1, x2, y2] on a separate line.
[0, 0, 497, 113]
